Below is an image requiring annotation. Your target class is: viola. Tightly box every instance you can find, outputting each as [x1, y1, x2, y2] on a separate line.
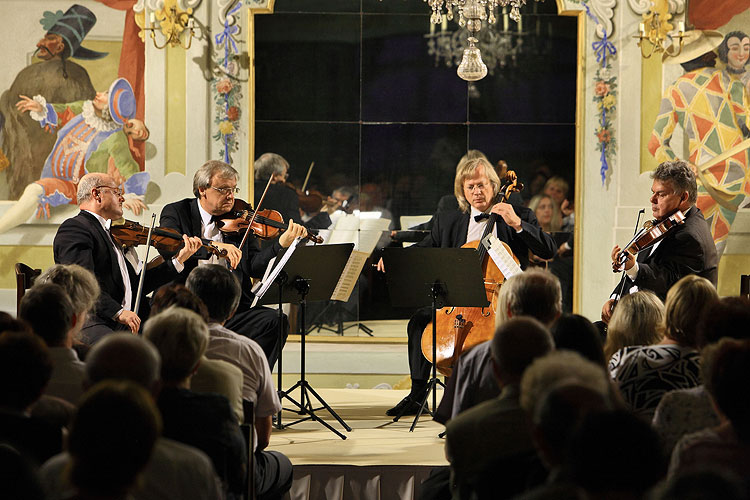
[110, 220, 229, 260]
[421, 170, 523, 377]
[612, 210, 685, 272]
[214, 199, 324, 244]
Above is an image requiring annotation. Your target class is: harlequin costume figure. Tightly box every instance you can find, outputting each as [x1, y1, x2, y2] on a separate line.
[0, 78, 149, 234]
[649, 30, 750, 255]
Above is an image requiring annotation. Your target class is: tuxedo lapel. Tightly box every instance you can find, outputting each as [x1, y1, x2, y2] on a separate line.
[456, 213, 469, 247]
[79, 211, 126, 292]
[190, 199, 203, 238]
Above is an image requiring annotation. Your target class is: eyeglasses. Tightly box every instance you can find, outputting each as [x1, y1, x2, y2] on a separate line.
[210, 185, 240, 196]
[95, 185, 123, 197]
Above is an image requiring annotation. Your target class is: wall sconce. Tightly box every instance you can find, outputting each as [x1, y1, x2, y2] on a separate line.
[634, 3, 685, 59]
[143, 4, 195, 49]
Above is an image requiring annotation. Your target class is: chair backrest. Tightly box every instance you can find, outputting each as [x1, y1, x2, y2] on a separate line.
[240, 400, 256, 500]
[15, 263, 41, 315]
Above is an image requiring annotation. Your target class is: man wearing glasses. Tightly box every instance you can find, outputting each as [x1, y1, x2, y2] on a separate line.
[159, 160, 307, 370]
[53, 173, 203, 343]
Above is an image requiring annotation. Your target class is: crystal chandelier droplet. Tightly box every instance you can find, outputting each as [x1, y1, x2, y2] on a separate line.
[457, 36, 488, 81]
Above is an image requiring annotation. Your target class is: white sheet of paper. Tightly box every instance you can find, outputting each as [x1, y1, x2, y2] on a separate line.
[330, 250, 370, 302]
[482, 234, 523, 279]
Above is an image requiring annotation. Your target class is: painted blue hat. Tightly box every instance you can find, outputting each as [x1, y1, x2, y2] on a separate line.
[108, 78, 136, 126]
[40, 4, 107, 60]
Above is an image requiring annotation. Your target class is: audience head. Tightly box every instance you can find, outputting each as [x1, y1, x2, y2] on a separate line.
[144, 307, 209, 385]
[551, 314, 606, 367]
[0, 331, 52, 411]
[254, 152, 289, 182]
[499, 269, 562, 327]
[543, 176, 569, 206]
[0, 444, 45, 500]
[151, 283, 209, 323]
[85, 334, 161, 394]
[532, 382, 613, 468]
[0, 311, 31, 335]
[697, 296, 750, 347]
[603, 290, 664, 359]
[69, 380, 161, 498]
[528, 194, 561, 233]
[568, 410, 666, 498]
[35, 264, 99, 318]
[490, 317, 554, 386]
[663, 275, 718, 348]
[520, 350, 612, 415]
[454, 157, 501, 213]
[186, 265, 241, 324]
[19, 283, 75, 348]
[702, 338, 750, 442]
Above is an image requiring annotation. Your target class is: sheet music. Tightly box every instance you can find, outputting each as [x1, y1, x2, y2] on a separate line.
[326, 213, 391, 254]
[330, 250, 369, 302]
[482, 234, 523, 279]
[250, 237, 302, 307]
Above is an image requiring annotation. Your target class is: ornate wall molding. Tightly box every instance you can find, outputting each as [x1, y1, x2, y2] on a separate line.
[587, 0, 617, 38]
[628, 0, 685, 15]
[219, 0, 242, 25]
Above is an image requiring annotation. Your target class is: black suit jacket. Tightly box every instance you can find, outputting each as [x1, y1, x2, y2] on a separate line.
[615, 207, 718, 300]
[415, 206, 557, 269]
[159, 198, 281, 308]
[53, 210, 178, 327]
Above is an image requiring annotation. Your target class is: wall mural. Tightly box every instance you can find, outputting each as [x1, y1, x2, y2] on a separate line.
[649, 2, 750, 256]
[0, 2, 147, 235]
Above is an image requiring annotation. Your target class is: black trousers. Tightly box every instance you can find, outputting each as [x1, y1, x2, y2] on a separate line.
[225, 305, 288, 371]
[408, 306, 433, 382]
[255, 450, 294, 500]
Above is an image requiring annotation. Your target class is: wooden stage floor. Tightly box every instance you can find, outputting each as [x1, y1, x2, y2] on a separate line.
[269, 388, 448, 499]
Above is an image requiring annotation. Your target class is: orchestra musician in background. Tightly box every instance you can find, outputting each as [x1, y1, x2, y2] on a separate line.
[377, 156, 557, 416]
[601, 160, 718, 323]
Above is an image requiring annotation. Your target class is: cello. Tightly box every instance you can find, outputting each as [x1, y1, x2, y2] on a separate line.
[420, 171, 522, 376]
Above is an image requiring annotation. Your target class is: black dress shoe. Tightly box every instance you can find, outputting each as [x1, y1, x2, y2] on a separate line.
[386, 395, 428, 416]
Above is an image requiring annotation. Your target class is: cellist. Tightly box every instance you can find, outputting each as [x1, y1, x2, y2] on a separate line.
[377, 156, 557, 416]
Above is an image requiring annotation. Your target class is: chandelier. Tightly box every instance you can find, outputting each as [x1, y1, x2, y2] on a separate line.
[426, 0, 541, 81]
[426, 17, 523, 75]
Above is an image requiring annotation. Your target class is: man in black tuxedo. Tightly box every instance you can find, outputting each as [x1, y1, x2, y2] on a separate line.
[378, 157, 557, 415]
[159, 160, 307, 369]
[602, 160, 718, 323]
[53, 173, 202, 344]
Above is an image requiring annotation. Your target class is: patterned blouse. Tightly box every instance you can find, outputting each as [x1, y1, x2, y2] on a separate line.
[609, 344, 701, 419]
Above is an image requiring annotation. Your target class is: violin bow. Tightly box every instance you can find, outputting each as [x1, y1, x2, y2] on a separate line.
[237, 175, 274, 251]
[301, 161, 314, 192]
[132, 213, 157, 328]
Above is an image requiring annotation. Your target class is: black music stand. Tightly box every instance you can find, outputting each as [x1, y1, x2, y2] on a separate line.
[382, 247, 488, 431]
[254, 243, 354, 439]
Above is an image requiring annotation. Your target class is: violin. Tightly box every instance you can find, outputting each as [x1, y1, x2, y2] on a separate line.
[110, 220, 229, 259]
[421, 170, 523, 377]
[612, 210, 685, 272]
[214, 199, 324, 244]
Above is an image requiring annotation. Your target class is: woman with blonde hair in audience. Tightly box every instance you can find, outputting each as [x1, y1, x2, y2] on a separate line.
[603, 290, 664, 361]
[528, 194, 562, 233]
[609, 275, 718, 418]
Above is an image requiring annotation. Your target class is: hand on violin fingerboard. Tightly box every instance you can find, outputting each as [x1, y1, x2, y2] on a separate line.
[213, 242, 242, 269]
[279, 219, 308, 247]
[611, 245, 635, 271]
[175, 235, 203, 264]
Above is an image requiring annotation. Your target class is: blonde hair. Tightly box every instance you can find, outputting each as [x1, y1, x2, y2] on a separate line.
[603, 291, 664, 360]
[528, 194, 562, 232]
[663, 275, 718, 347]
[454, 158, 500, 213]
[543, 176, 569, 200]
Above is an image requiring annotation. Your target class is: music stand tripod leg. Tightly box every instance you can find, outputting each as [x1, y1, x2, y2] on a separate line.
[278, 279, 351, 440]
[275, 276, 285, 430]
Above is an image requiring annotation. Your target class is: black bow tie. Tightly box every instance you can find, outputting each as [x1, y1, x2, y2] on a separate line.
[474, 213, 490, 222]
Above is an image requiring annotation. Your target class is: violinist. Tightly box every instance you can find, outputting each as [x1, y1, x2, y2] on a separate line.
[53, 173, 203, 344]
[159, 160, 307, 370]
[601, 160, 718, 323]
[254, 152, 300, 231]
[378, 156, 557, 416]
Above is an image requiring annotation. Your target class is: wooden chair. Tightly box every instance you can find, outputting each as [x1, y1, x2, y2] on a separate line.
[240, 400, 256, 500]
[15, 263, 41, 314]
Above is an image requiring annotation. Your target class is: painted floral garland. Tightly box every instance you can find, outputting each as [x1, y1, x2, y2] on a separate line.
[573, 0, 618, 184]
[213, 2, 243, 164]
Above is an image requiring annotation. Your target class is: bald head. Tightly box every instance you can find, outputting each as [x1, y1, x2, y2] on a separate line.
[85, 334, 161, 392]
[77, 173, 112, 205]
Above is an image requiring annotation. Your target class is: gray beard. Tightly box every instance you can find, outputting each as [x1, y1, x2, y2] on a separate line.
[726, 64, 747, 75]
